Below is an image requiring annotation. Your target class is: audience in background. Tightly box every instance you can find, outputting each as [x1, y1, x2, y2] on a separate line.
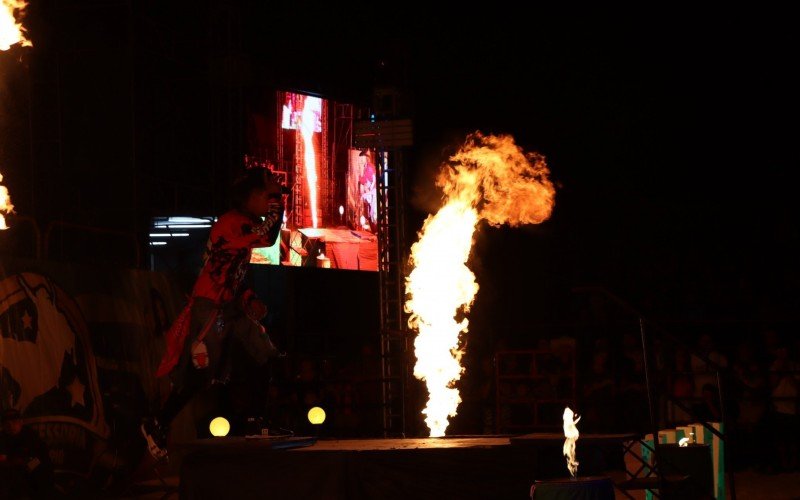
[732, 340, 768, 428]
[690, 333, 728, 398]
[729, 339, 770, 471]
[581, 350, 615, 432]
[692, 383, 723, 422]
[215, 322, 799, 478]
[668, 345, 695, 423]
[767, 342, 799, 472]
[617, 332, 648, 432]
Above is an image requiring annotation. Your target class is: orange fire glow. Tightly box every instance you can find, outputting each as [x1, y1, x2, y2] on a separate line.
[406, 133, 556, 436]
[299, 101, 319, 228]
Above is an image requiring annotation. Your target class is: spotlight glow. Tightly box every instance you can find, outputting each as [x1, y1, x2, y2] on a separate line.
[307, 407, 326, 425]
[209, 417, 230, 437]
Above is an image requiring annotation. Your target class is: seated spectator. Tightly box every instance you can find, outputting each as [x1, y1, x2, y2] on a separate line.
[732, 340, 768, 427]
[692, 383, 723, 423]
[691, 333, 728, 398]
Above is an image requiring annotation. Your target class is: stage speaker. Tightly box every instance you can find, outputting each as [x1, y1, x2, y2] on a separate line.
[658, 444, 714, 499]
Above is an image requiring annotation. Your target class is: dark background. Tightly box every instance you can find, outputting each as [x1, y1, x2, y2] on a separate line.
[1, 5, 797, 376]
[0, 9, 798, 483]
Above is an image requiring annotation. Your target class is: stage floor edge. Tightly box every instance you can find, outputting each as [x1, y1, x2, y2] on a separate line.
[178, 435, 624, 499]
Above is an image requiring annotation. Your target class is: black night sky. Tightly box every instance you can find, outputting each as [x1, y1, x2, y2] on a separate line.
[369, 13, 798, 344]
[2, 6, 798, 346]
[416, 16, 799, 338]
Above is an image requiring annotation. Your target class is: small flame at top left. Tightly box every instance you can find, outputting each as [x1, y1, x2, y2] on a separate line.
[1, 0, 32, 50]
[1, 173, 13, 230]
[1, 0, 31, 229]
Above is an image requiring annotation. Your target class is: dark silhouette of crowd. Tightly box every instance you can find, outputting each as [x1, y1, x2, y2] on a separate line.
[203, 319, 797, 479]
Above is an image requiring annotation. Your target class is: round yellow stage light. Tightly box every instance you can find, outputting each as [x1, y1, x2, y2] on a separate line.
[209, 416, 230, 437]
[307, 407, 326, 425]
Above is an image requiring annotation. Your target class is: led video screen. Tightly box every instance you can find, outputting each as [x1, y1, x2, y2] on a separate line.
[245, 90, 377, 271]
[281, 92, 322, 133]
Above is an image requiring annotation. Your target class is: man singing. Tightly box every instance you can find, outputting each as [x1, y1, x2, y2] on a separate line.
[142, 166, 287, 460]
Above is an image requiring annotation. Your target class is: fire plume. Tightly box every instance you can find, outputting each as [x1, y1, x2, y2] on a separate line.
[563, 407, 581, 477]
[406, 133, 555, 436]
[1, 0, 31, 229]
[1, 0, 31, 50]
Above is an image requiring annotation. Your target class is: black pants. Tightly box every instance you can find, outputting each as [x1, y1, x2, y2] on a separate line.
[158, 298, 279, 427]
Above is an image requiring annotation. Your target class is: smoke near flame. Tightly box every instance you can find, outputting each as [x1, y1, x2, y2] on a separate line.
[406, 133, 555, 436]
[299, 101, 319, 228]
[1, 0, 31, 229]
[563, 407, 581, 477]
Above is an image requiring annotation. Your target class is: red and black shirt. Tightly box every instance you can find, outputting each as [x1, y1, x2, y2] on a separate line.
[191, 202, 283, 305]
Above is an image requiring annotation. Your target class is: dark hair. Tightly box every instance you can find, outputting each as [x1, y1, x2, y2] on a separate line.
[230, 167, 271, 210]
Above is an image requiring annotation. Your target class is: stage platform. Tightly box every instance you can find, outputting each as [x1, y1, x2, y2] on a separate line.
[293, 227, 377, 270]
[177, 434, 637, 499]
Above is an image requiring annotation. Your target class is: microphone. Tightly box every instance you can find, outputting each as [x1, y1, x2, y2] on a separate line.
[268, 183, 293, 200]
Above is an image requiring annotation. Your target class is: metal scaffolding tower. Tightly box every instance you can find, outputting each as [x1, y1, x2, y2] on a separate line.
[356, 115, 413, 436]
[376, 148, 408, 437]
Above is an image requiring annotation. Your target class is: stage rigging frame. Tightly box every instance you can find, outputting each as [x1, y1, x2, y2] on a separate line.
[356, 114, 413, 437]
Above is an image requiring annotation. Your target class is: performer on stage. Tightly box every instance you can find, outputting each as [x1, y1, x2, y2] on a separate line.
[142, 166, 287, 460]
[358, 150, 377, 229]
